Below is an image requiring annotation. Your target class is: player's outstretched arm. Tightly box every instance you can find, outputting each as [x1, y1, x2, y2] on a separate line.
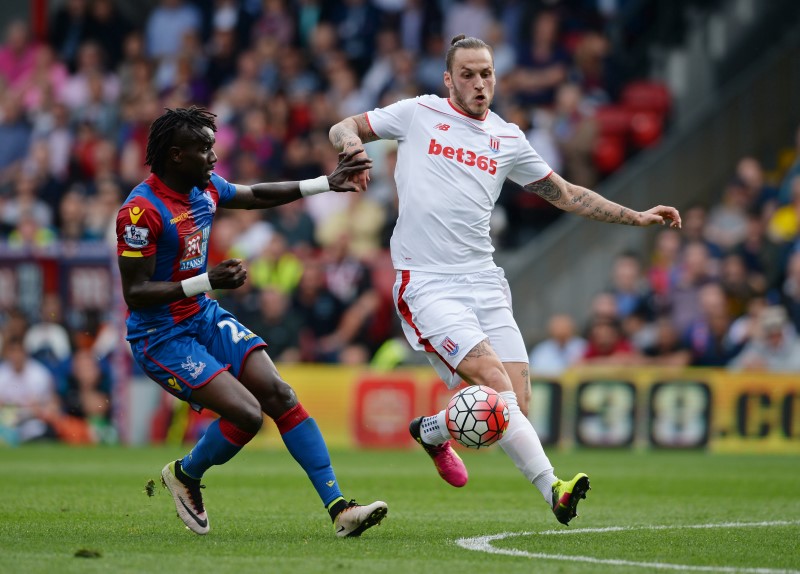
[224, 149, 373, 210]
[119, 256, 246, 309]
[329, 114, 381, 192]
[525, 172, 681, 228]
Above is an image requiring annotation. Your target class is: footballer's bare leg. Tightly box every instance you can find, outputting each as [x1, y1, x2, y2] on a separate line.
[455, 339, 514, 392]
[191, 372, 265, 433]
[455, 344, 531, 416]
[411, 340, 541, 490]
[456, 341, 562, 513]
[503, 362, 531, 417]
[237, 349, 298, 419]
[411, 338, 511, 448]
[238, 349, 388, 537]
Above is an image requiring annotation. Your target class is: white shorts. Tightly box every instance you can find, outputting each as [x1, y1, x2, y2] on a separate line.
[393, 267, 528, 389]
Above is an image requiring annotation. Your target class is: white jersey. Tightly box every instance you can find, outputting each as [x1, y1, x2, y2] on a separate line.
[0, 358, 54, 408]
[367, 94, 552, 273]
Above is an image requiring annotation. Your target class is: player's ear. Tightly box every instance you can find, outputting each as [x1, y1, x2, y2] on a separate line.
[443, 70, 453, 90]
[168, 145, 183, 164]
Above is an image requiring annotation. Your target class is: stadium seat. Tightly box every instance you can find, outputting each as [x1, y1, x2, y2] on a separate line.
[593, 135, 626, 174]
[621, 81, 671, 117]
[594, 105, 632, 139]
[630, 111, 664, 148]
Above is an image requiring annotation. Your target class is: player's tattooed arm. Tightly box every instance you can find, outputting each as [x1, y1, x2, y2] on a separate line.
[329, 114, 378, 192]
[525, 172, 641, 225]
[329, 114, 380, 152]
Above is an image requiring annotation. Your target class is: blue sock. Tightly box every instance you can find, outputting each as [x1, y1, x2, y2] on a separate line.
[180, 418, 253, 479]
[280, 417, 343, 507]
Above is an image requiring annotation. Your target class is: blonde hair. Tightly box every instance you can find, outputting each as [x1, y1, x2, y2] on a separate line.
[445, 34, 493, 73]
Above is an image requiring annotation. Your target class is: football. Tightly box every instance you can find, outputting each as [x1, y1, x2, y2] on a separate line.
[445, 385, 510, 448]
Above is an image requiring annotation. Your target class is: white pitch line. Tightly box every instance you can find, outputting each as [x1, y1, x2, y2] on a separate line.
[455, 520, 800, 574]
[534, 520, 800, 536]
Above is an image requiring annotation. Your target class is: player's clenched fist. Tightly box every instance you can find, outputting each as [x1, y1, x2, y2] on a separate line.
[208, 258, 247, 289]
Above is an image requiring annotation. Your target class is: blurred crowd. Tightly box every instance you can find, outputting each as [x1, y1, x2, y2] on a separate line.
[529, 128, 800, 376]
[0, 0, 666, 443]
[0, 0, 794, 445]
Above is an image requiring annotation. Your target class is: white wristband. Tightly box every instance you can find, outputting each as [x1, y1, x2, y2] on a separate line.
[181, 272, 212, 297]
[299, 175, 330, 197]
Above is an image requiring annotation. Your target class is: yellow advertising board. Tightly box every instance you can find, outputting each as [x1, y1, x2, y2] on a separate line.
[544, 367, 800, 453]
[253, 366, 440, 450]
[235, 365, 800, 453]
[709, 372, 800, 453]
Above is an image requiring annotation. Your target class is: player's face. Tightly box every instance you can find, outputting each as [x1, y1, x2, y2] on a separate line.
[175, 126, 217, 189]
[444, 48, 495, 118]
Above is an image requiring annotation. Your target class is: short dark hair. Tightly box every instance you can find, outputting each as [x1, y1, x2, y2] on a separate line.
[445, 34, 493, 73]
[145, 106, 217, 174]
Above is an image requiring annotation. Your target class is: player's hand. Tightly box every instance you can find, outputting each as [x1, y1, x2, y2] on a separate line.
[328, 148, 372, 193]
[639, 205, 682, 229]
[208, 258, 247, 289]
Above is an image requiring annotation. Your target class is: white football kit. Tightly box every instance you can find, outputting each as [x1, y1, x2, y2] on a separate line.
[367, 95, 553, 387]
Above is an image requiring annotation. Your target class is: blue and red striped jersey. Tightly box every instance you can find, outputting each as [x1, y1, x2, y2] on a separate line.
[116, 172, 237, 340]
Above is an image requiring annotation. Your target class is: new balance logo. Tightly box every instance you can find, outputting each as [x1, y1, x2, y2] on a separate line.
[434, 123, 450, 131]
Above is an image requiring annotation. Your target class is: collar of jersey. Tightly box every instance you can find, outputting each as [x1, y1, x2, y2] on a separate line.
[446, 98, 488, 121]
[146, 173, 198, 203]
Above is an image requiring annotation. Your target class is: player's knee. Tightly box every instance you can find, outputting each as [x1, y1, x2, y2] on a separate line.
[233, 390, 265, 433]
[233, 403, 264, 434]
[471, 364, 513, 392]
[261, 380, 298, 419]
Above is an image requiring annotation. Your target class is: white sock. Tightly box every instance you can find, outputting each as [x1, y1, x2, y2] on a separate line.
[420, 410, 450, 445]
[498, 390, 558, 505]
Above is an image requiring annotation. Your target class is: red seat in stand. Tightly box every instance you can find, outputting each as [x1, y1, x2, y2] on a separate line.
[621, 80, 671, 117]
[629, 110, 663, 148]
[594, 105, 632, 139]
[593, 135, 625, 174]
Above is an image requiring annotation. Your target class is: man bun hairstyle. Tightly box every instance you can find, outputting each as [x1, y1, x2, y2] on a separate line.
[145, 105, 217, 175]
[445, 34, 493, 73]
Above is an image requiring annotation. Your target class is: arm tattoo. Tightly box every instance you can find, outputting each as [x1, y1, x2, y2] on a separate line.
[581, 198, 638, 225]
[521, 367, 529, 380]
[526, 177, 562, 202]
[353, 114, 379, 143]
[330, 114, 379, 151]
[526, 174, 640, 225]
[329, 123, 356, 151]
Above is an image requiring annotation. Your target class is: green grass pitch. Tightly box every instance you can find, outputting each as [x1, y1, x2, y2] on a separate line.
[1, 445, 798, 574]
